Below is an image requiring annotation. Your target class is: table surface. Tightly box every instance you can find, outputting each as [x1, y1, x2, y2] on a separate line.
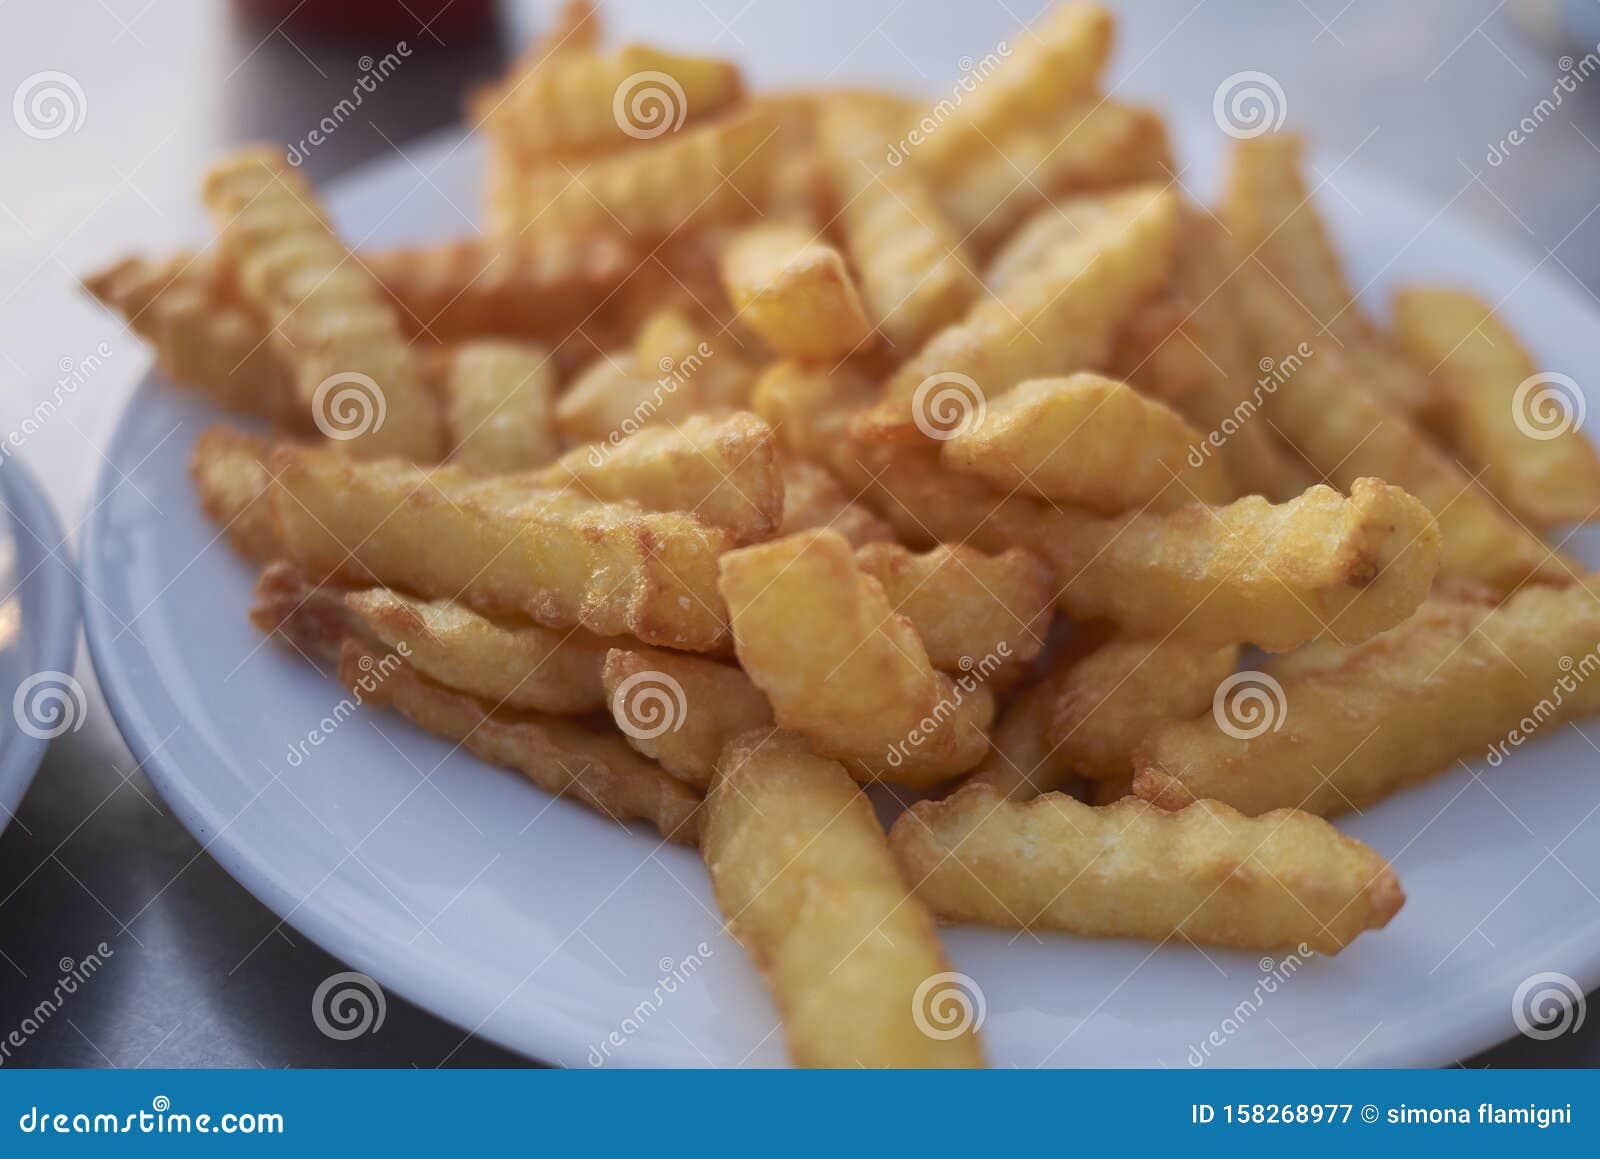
[1, 0, 1598, 1068]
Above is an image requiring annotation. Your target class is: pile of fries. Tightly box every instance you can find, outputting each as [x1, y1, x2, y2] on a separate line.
[86, 1, 1600, 1068]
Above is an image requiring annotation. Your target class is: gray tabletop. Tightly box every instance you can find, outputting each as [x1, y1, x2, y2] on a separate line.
[1, 0, 1597, 1068]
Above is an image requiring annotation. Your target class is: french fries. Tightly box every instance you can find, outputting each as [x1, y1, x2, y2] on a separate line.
[890, 784, 1405, 953]
[703, 729, 983, 1067]
[439, 341, 559, 472]
[342, 640, 701, 845]
[776, 458, 895, 546]
[190, 426, 283, 563]
[718, 530, 995, 787]
[858, 185, 1180, 441]
[853, 542, 1053, 670]
[270, 444, 733, 651]
[601, 645, 771, 787]
[1134, 581, 1600, 817]
[1393, 286, 1600, 526]
[959, 671, 1079, 799]
[1222, 133, 1431, 415]
[344, 587, 609, 714]
[820, 96, 981, 349]
[1050, 636, 1239, 781]
[201, 149, 442, 460]
[533, 411, 782, 543]
[719, 221, 874, 359]
[941, 373, 1234, 513]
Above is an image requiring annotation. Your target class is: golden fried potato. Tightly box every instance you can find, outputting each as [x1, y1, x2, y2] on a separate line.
[1049, 636, 1238, 780]
[762, 362, 1441, 651]
[703, 729, 984, 1067]
[1222, 133, 1430, 414]
[482, 43, 743, 161]
[718, 530, 995, 787]
[777, 458, 896, 546]
[342, 640, 700, 844]
[1109, 210, 1312, 502]
[601, 646, 771, 788]
[719, 221, 874, 359]
[1229, 261, 1572, 590]
[534, 411, 781, 542]
[248, 560, 358, 662]
[912, 2, 1114, 175]
[344, 587, 609, 714]
[190, 427, 283, 563]
[1135, 581, 1600, 817]
[201, 149, 441, 460]
[501, 107, 777, 244]
[942, 373, 1233, 512]
[1393, 286, 1600, 527]
[820, 96, 980, 349]
[859, 185, 1180, 441]
[440, 341, 559, 472]
[959, 672, 1079, 799]
[83, 253, 307, 428]
[854, 542, 1053, 670]
[269, 444, 732, 651]
[890, 784, 1404, 954]
[930, 100, 1171, 250]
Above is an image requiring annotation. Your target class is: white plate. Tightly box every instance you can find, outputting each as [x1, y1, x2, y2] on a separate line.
[0, 457, 81, 836]
[82, 129, 1600, 1068]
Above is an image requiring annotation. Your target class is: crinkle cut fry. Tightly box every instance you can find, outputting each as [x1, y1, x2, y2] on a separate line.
[268, 444, 733, 652]
[201, 148, 442, 461]
[889, 784, 1404, 954]
[340, 639, 701, 845]
[1134, 580, 1600, 817]
[703, 728, 983, 1066]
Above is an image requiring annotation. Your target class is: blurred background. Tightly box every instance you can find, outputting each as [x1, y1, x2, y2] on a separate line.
[1, 0, 1598, 1066]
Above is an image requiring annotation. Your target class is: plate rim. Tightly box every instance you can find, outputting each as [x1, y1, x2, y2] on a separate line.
[0, 456, 82, 836]
[78, 127, 1600, 1070]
